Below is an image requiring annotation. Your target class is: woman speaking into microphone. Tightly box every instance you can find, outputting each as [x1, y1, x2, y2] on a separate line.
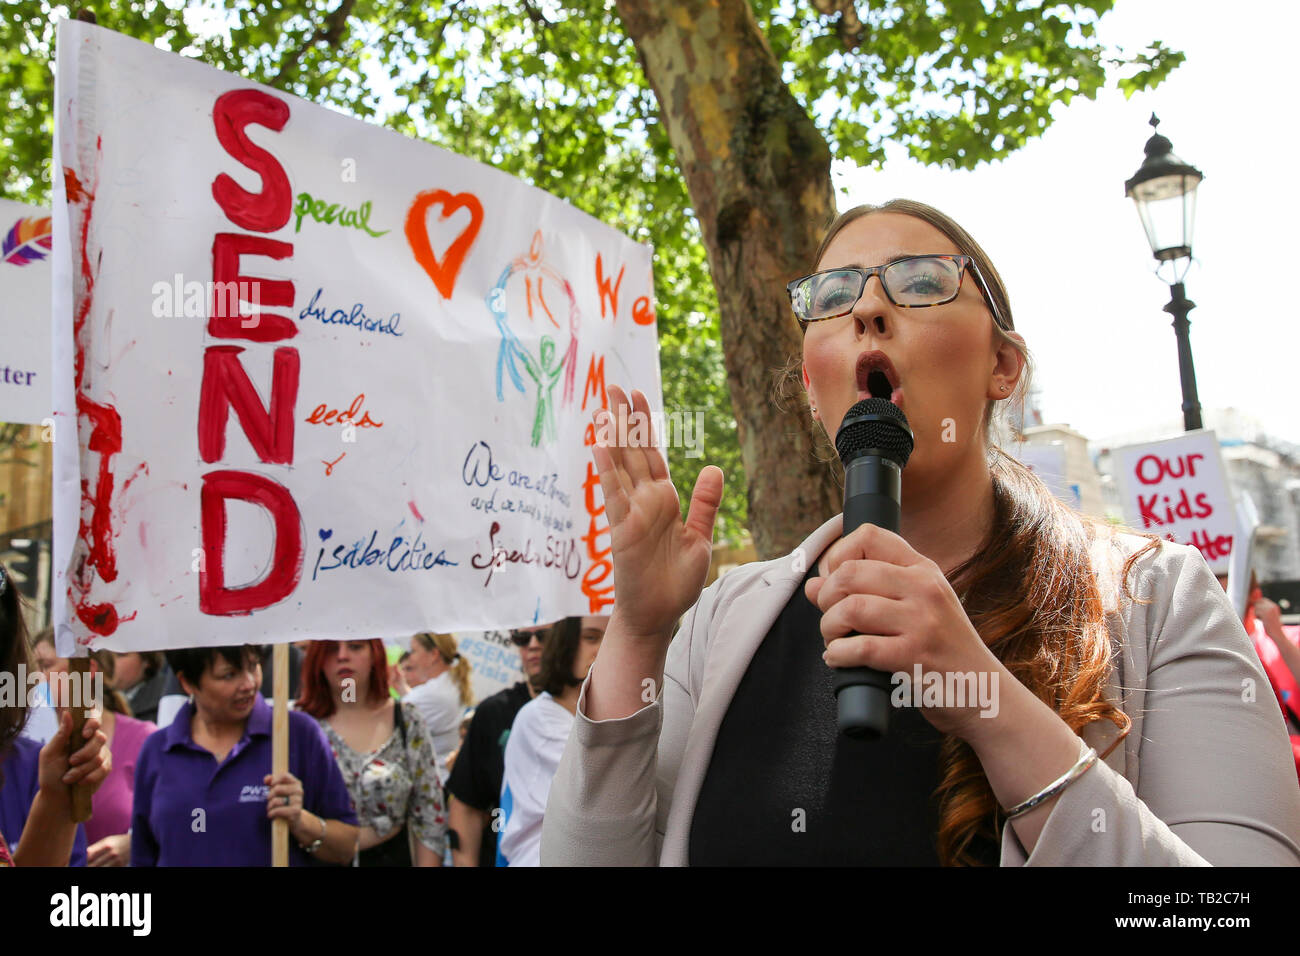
[541, 199, 1300, 866]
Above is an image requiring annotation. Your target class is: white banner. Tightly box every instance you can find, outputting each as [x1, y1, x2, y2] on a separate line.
[456, 630, 526, 703]
[0, 199, 54, 425]
[52, 20, 658, 654]
[1110, 429, 1236, 574]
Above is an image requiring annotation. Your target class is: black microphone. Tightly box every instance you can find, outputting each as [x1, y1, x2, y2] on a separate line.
[831, 397, 914, 740]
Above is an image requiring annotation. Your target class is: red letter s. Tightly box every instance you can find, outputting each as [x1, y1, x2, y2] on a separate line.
[212, 89, 292, 232]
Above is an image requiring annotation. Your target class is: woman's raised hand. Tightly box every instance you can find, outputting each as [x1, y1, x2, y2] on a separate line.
[40, 710, 110, 796]
[591, 384, 723, 643]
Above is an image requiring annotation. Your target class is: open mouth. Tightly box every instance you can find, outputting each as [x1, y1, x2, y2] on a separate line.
[855, 351, 902, 405]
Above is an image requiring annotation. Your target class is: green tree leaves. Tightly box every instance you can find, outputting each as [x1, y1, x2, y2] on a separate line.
[1, 0, 1178, 545]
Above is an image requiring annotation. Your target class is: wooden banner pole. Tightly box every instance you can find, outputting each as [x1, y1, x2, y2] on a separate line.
[66, 3, 98, 829]
[66, 655, 94, 822]
[271, 642, 289, 867]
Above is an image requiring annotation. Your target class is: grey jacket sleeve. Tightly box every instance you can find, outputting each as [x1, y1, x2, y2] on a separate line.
[540, 585, 713, 866]
[1001, 544, 1300, 866]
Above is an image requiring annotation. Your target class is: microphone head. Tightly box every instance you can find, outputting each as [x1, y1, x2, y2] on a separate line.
[835, 398, 914, 468]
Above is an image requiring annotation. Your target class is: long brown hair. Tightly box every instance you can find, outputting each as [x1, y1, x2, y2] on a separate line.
[0, 562, 31, 779]
[89, 649, 132, 716]
[536, 618, 584, 698]
[796, 200, 1161, 864]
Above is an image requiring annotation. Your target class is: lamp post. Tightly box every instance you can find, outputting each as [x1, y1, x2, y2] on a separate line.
[1124, 115, 1205, 432]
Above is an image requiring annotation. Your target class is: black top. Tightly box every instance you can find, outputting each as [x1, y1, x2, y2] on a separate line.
[446, 681, 533, 866]
[689, 566, 1000, 866]
[126, 667, 169, 724]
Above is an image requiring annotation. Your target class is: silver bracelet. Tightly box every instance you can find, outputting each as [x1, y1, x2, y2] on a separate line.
[300, 814, 327, 854]
[1003, 746, 1098, 819]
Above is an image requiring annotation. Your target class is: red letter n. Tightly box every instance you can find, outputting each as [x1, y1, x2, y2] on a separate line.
[199, 346, 300, 464]
[200, 469, 304, 615]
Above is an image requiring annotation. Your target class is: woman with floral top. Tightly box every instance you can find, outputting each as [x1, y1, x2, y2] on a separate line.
[297, 640, 447, 867]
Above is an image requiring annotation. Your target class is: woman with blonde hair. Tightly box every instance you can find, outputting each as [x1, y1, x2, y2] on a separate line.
[402, 633, 474, 785]
[542, 199, 1300, 866]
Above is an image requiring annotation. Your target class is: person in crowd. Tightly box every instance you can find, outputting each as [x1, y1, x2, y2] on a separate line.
[390, 650, 408, 697]
[393, 650, 427, 692]
[156, 641, 304, 728]
[131, 644, 358, 866]
[542, 199, 1300, 866]
[0, 563, 109, 866]
[497, 616, 607, 866]
[297, 639, 447, 867]
[31, 628, 61, 676]
[443, 709, 475, 777]
[20, 628, 61, 744]
[446, 624, 545, 866]
[69, 649, 156, 866]
[1224, 571, 1300, 779]
[109, 651, 168, 723]
[401, 632, 474, 784]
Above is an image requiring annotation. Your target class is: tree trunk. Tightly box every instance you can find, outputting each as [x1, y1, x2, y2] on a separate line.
[614, 0, 843, 559]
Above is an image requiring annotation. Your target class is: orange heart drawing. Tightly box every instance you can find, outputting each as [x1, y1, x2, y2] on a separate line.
[405, 190, 484, 299]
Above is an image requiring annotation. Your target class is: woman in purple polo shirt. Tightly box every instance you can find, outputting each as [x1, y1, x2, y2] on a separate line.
[131, 644, 359, 866]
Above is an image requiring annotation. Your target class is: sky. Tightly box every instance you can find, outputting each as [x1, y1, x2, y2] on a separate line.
[831, 0, 1300, 448]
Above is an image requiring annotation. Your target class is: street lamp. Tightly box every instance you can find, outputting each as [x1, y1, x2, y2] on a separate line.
[1125, 114, 1205, 431]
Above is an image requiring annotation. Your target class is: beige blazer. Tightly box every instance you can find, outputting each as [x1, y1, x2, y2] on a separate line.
[541, 515, 1300, 865]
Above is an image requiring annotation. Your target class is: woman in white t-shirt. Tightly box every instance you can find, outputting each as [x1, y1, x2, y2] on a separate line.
[497, 616, 607, 867]
[399, 633, 474, 785]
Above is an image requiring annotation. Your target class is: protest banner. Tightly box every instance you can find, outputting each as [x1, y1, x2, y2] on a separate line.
[0, 199, 54, 426]
[1110, 429, 1236, 574]
[456, 629, 526, 702]
[1226, 491, 1260, 620]
[51, 19, 659, 657]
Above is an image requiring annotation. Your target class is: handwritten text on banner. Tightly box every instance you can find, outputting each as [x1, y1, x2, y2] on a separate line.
[52, 20, 659, 653]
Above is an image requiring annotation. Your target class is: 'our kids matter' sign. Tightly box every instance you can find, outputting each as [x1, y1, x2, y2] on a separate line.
[1110, 430, 1236, 574]
[52, 19, 659, 653]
